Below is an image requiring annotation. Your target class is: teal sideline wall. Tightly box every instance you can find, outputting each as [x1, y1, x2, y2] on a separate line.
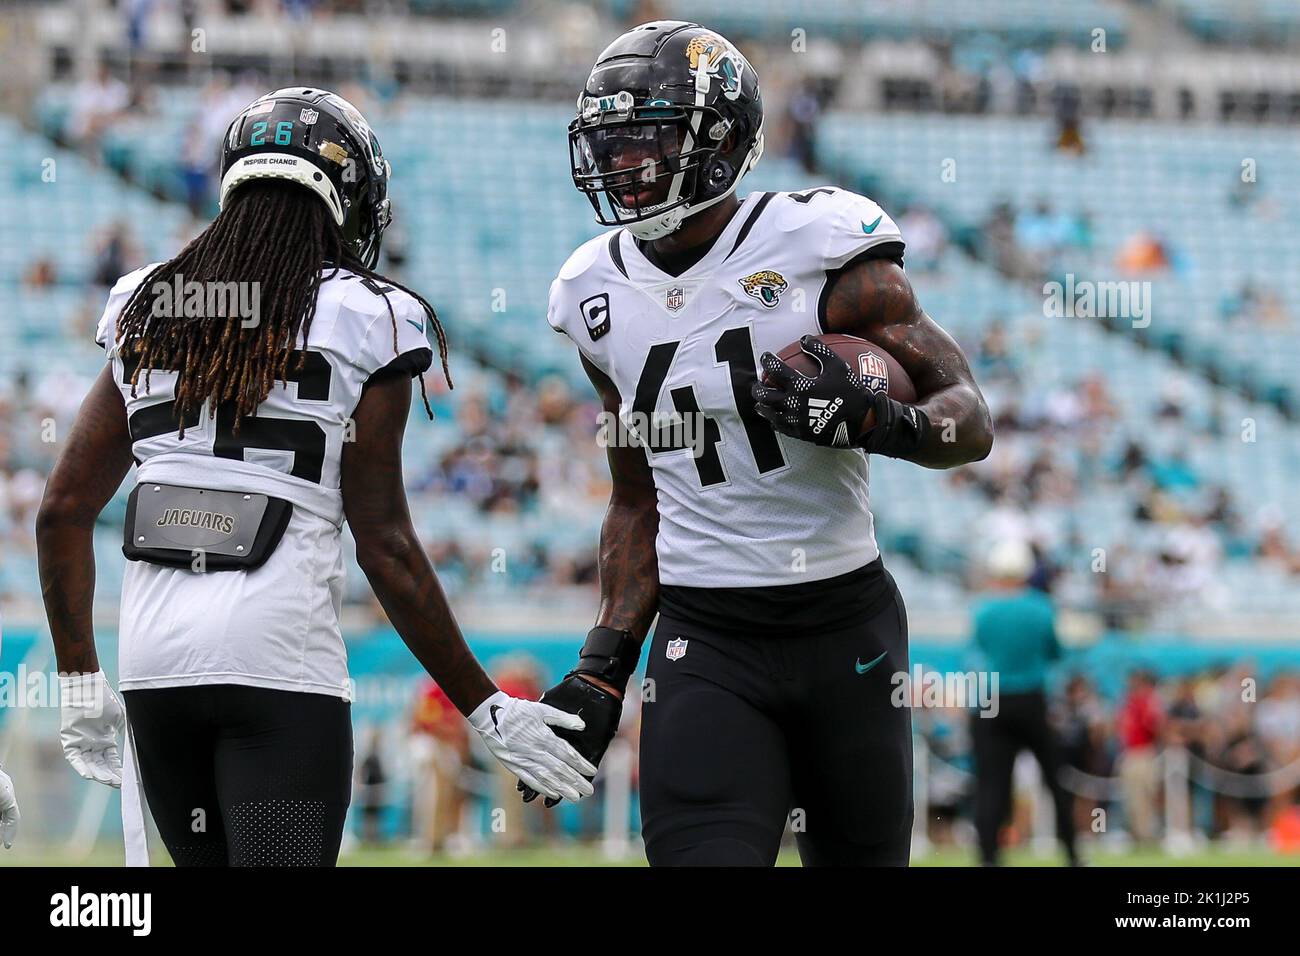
[4, 626, 1300, 720]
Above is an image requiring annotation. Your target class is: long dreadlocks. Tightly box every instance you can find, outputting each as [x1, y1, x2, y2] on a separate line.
[114, 180, 449, 433]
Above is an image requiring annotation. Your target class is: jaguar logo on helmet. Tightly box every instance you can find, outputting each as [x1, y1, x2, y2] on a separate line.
[325, 92, 387, 177]
[738, 271, 788, 309]
[685, 33, 745, 100]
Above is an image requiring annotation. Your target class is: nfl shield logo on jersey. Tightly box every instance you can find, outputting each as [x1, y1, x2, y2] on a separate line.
[665, 287, 685, 312]
[665, 637, 689, 661]
[859, 352, 889, 393]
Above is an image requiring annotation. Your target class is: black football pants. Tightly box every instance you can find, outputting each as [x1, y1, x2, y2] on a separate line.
[639, 590, 913, 866]
[123, 684, 353, 867]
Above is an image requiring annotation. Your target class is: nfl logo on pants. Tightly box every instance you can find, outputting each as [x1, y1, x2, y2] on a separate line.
[665, 637, 689, 661]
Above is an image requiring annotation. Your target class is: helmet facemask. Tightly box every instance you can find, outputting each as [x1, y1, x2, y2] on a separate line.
[568, 23, 765, 241]
[569, 98, 738, 240]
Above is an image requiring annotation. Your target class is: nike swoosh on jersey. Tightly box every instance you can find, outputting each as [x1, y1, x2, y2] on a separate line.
[405, 317, 426, 334]
[861, 215, 883, 234]
[490, 704, 503, 733]
[855, 651, 888, 675]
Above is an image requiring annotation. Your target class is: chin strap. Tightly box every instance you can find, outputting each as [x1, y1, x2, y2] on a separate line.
[623, 131, 765, 241]
[624, 180, 738, 240]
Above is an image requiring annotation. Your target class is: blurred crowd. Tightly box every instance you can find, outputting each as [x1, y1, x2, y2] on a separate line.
[916, 665, 1300, 855]
[344, 609, 1300, 858]
[355, 656, 641, 854]
[964, 331, 1300, 625]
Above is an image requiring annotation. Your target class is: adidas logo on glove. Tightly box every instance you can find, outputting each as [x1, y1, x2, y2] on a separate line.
[807, 397, 844, 435]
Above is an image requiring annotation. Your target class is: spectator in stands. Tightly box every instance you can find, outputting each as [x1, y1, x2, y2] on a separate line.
[1116, 670, 1163, 846]
[22, 257, 58, 290]
[1116, 230, 1171, 274]
[178, 74, 264, 217]
[968, 539, 1079, 866]
[91, 221, 141, 288]
[785, 83, 821, 174]
[897, 204, 947, 273]
[68, 63, 129, 146]
[1095, 544, 1151, 630]
[982, 201, 1037, 279]
[1116, 437, 1147, 479]
[1221, 280, 1289, 328]
[1011, 200, 1090, 274]
[974, 319, 1019, 381]
[1151, 518, 1224, 614]
[1147, 450, 1199, 492]
[1014, 199, 1060, 272]
[1063, 208, 1094, 253]
[1256, 506, 1300, 574]
[1051, 82, 1086, 155]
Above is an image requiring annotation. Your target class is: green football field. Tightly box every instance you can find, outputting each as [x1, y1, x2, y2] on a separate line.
[4, 844, 1295, 867]
[336, 845, 1298, 867]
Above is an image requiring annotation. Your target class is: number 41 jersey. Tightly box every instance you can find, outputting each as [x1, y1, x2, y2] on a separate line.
[548, 187, 906, 589]
[96, 265, 433, 700]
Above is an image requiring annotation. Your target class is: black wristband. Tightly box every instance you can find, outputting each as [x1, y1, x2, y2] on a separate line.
[572, 626, 641, 689]
[857, 392, 930, 459]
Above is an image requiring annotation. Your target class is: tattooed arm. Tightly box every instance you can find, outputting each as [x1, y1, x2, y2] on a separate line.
[580, 354, 660, 700]
[36, 367, 135, 674]
[823, 256, 994, 468]
[342, 372, 496, 716]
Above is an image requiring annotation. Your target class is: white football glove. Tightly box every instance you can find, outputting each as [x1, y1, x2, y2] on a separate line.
[468, 691, 598, 803]
[59, 671, 125, 788]
[0, 764, 18, 849]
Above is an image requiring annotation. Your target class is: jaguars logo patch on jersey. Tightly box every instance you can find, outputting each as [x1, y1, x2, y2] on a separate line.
[738, 270, 788, 309]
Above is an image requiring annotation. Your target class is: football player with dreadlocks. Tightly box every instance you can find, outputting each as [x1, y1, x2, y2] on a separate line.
[36, 88, 595, 867]
[532, 23, 993, 865]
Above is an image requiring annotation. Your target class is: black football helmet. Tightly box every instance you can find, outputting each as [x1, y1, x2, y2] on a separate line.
[219, 87, 392, 268]
[569, 21, 764, 240]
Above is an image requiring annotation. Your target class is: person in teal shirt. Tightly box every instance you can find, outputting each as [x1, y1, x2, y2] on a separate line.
[972, 575, 1061, 694]
[969, 540, 1079, 866]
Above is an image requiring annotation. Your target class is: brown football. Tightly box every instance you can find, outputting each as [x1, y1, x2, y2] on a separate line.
[773, 333, 917, 403]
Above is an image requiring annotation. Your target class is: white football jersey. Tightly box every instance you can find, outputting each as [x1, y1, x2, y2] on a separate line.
[548, 187, 905, 588]
[96, 265, 433, 700]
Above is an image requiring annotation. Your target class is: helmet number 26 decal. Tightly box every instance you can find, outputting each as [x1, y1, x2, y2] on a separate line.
[249, 121, 296, 147]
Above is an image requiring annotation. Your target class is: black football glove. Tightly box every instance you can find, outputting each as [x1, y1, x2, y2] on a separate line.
[751, 336, 875, 449]
[517, 674, 623, 808]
